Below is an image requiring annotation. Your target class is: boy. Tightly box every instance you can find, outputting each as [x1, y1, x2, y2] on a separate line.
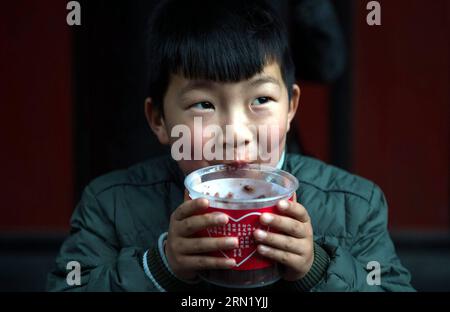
[47, 0, 414, 291]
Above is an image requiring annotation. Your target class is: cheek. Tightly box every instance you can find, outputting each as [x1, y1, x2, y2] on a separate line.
[254, 111, 289, 165]
[256, 114, 288, 146]
[168, 122, 212, 174]
[167, 112, 192, 137]
[265, 125, 287, 150]
[167, 121, 215, 159]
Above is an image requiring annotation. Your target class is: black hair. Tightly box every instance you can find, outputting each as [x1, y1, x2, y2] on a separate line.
[145, 0, 296, 110]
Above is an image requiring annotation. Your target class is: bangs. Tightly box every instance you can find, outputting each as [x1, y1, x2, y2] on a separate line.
[166, 8, 285, 82]
[146, 0, 295, 105]
[170, 31, 282, 83]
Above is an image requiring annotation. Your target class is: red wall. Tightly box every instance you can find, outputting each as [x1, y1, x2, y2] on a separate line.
[0, 0, 73, 231]
[295, 84, 331, 163]
[0, 0, 448, 232]
[353, 0, 449, 229]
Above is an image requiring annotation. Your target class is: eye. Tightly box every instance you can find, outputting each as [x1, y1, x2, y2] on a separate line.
[251, 97, 272, 106]
[190, 102, 215, 110]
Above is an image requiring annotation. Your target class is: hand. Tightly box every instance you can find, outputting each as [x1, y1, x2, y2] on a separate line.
[253, 193, 314, 281]
[164, 191, 238, 281]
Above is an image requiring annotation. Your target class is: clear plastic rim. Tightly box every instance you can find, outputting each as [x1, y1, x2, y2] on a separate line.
[184, 164, 299, 206]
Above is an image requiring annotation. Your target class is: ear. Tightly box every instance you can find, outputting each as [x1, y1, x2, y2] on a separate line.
[286, 84, 300, 132]
[144, 97, 170, 145]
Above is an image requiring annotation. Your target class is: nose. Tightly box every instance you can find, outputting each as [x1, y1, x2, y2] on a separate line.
[221, 113, 254, 155]
[223, 124, 252, 148]
[223, 111, 253, 148]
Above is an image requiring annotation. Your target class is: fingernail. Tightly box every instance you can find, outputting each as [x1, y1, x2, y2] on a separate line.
[225, 259, 236, 266]
[258, 245, 270, 254]
[226, 237, 238, 247]
[278, 200, 289, 210]
[254, 229, 267, 240]
[261, 213, 273, 223]
[215, 214, 228, 224]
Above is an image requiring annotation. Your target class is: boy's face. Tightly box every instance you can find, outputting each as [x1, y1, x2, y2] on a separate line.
[146, 62, 300, 175]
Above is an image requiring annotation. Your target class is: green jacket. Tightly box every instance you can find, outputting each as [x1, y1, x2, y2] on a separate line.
[47, 153, 414, 292]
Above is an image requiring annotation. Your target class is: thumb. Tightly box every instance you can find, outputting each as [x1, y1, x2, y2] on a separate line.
[292, 192, 297, 203]
[184, 189, 191, 201]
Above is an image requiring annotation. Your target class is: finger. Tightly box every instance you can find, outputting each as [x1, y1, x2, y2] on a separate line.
[277, 200, 309, 223]
[177, 236, 239, 254]
[173, 198, 209, 221]
[253, 229, 304, 254]
[184, 189, 191, 201]
[292, 192, 297, 203]
[181, 256, 237, 271]
[178, 212, 229, 236]
[259, 213, 306, 238]
[256, 244, 303, 268]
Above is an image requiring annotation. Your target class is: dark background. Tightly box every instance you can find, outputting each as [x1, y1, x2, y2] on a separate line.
[0, 0, 449, 291]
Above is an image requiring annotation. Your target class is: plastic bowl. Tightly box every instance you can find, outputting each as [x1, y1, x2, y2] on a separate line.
[184, 164, 299, 288]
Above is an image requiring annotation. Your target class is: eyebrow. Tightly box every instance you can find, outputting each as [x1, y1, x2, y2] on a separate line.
[247, 76, 281, 88]
[178, 75, 281, 97]
[178, 80, 217, 96]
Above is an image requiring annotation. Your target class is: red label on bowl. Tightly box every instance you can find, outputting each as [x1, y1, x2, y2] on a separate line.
[197, 205, 279, 271]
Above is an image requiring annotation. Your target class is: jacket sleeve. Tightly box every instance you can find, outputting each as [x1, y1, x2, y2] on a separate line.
[310, 185, 415, 292]
[46, 185, 188, 292]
